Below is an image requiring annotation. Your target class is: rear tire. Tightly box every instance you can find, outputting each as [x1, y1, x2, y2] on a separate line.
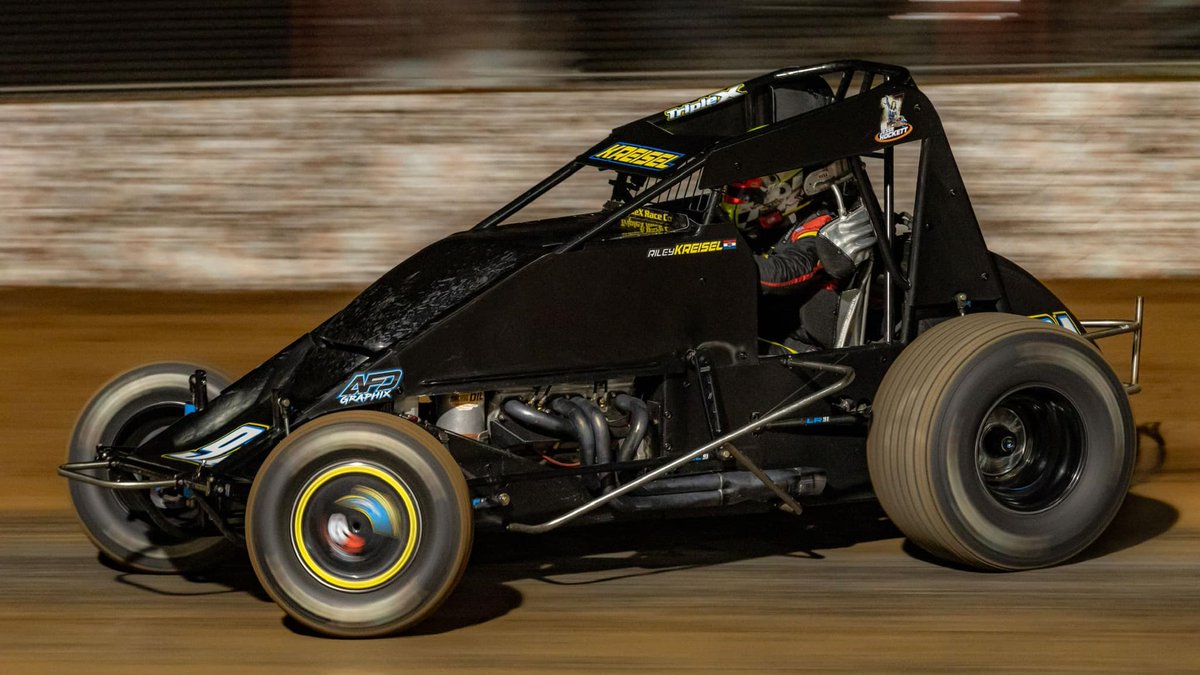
[246, 412, 473, 638]
[867, 313, 1135, 570]
[68, 362, 236, 573]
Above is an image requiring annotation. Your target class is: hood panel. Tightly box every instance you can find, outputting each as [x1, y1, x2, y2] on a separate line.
[127, 220, 598, 474]
[131, 335, 368, 468]
[315, 229, 558, 352]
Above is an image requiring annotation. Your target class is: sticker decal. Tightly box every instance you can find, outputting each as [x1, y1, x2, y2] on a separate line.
[647, 239, 737, 258]
[664, 84, 746, 121]
[335, 486, 401, 539]
[620, 207, 676, 235]
[165, 423, 268, 465]
[875, 93, 913, 143]
[1030, 311, 1082, 335]
[338, 368, 404, 406]
[590, 143, 683, 172]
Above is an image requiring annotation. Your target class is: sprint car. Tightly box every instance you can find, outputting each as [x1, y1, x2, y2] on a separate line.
[61, 61, 1145, 637]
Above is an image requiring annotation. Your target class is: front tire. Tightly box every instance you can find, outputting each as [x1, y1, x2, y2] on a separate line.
[246, 412, 473, 638]
[867, 313, 1135, 570]
[68, 362, 235, 573]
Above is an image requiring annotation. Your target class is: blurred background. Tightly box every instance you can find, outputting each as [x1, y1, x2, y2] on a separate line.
[2, 0, 1200, 287]
[5, 0, 1200, 86]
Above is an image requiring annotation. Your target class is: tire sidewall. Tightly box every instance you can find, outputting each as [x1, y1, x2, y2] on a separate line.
[930, 329, 1134, 568]
[67, 362, 232, 571]
[247, 413, 472, 636]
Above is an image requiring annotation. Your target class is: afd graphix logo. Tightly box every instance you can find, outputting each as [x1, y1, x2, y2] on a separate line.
[338, 368, 404, 406]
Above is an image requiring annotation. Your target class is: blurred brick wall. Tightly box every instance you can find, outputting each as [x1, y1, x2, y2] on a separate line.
[0, 81, 1197, 289]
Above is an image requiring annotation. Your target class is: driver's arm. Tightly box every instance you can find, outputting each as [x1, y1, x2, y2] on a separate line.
[755, 213, 833, 295]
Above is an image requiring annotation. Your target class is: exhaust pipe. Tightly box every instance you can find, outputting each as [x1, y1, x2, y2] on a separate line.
[612, 468, 826, 513]
[612, 393, 649, 462]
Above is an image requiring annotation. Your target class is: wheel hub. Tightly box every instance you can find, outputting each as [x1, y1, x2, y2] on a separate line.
[974, 386, 1085, 513]
[292, 462, 420, 592]
[978, 406, 1029, 479]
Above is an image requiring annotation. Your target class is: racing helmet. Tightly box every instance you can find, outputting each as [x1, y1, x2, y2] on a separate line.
[720, 169, 807, 231]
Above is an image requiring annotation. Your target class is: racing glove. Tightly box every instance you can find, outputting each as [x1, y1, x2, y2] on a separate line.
[815, 205, 876, 282]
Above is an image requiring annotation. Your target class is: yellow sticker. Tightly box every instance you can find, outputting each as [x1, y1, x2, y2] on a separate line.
[647, 239, 738, 258]
[591, 143, 683, 172]
[664, 84, 746, 120]
[620, 207, 676, 235]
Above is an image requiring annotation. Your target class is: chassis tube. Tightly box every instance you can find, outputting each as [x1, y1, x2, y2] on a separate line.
[507, 360, 855, 534]
[57, 462, 178, 490]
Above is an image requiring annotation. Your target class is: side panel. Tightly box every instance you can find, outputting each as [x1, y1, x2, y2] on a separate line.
[397, 222, 759, 391]
[993, 254, 1083, 329]
[701, 81, 943, 188]
[316, 230, 559, 351]
[908, 135, 1005, 309]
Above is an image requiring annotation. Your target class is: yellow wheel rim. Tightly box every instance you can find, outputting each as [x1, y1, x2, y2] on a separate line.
[291, 462, 420, 591]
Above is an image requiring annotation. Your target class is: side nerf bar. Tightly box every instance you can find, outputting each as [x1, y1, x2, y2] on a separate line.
[58, 459, 213, 495]
[1080, 296, 1144, 396]
[58, 461, 177, 490]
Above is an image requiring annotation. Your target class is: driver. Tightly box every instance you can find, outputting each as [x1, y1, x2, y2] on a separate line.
[722, 167, 876, 352]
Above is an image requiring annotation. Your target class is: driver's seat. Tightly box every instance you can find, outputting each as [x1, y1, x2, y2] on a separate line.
[833, 257, 874, 348]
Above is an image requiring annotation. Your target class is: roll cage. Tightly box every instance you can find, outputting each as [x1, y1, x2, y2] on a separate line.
[474, 60, 1004, 345]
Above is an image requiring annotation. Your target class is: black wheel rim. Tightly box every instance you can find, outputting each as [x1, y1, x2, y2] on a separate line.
[112, 402, 184, 448]
[110, 402, 208, 537]
[975, 386, 1086, 513]
[291, 461, 421, 592]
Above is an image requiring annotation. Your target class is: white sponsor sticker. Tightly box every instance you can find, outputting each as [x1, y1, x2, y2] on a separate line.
[165, 423, 269, 465]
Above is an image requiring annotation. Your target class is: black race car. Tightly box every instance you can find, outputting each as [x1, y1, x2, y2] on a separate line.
[61, 61, 1145, 637]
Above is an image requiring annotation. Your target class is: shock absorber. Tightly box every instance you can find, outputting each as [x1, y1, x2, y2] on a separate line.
[187, 369, 208, 415]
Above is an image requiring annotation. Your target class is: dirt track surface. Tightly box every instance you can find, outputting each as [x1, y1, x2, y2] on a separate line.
[1, 281, 1197, 672]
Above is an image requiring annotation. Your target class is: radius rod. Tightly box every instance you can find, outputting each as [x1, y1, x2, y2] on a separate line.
[507, 360, 855, 534]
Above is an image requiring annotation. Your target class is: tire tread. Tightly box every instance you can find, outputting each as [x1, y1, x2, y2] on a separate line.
[868, 313, 1110, 569]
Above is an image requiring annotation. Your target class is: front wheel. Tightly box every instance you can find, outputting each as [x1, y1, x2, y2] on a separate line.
[246, 411, 473, 638]
[867, 313, 1135, 570]
[68, 362, 236, 573]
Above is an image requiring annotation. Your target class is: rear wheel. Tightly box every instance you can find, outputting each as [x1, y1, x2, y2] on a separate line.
[246, 412, 472, 637]
[867, 313, 1135, 570]
[68, 362, 235, 573]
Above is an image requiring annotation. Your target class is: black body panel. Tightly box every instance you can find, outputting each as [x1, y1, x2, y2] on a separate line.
[905, 136, 1005, 310]
[399, 221, 756, 391]
[125, 218, 594, 474]
[700, 82, 940, 188]
[316, 225, 575, 352]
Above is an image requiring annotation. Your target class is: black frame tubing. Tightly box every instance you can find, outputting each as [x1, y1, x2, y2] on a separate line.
[474, 161, 582, 230]
[554, 158, 709, 254]
[900, 137, 933, 343]
[850, 159, 909, 343]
